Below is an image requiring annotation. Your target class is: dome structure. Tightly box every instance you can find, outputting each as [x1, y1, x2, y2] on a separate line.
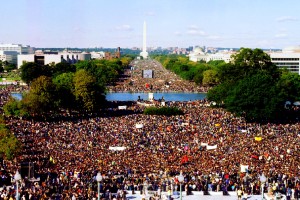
[193, 47, 205, 55]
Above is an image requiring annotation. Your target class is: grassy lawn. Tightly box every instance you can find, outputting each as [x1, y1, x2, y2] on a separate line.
[0, 71, 21, 82]
[0, 77, 21, 82]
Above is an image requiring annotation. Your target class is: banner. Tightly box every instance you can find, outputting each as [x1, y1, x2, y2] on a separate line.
[136, 124, 144, 129]
[118, 106, 127, 110]
[109, 147, 126, 151]
[201, 142, 208, 146]
[207, 145, 217, 150]
[240, 164, 248, 172]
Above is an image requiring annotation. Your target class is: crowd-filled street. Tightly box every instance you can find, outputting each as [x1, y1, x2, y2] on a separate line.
[0, 60, 299, 199]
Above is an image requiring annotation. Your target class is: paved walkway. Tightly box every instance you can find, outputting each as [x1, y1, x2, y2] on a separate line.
[108, 59, 208, 93]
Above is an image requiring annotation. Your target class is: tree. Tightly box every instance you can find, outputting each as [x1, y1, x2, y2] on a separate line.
[4, 63, 17, 72]
[0, 115, 4, 124]
[22, 76, 56, 114]
[51, 62, 76, 77]
[218, 48, 279, 84]
[53, 72, 76, 109]
[207, 82, 234, 104]
[120, 57, 133, 67]
[3, 97, 28, 117]
[0, 120, 21, 160]
[207, 60, 225, 66]
[207, 48, 283, 121]
[20, 62, 51, 85]
[225, 73, 283, 121]
[73, 69, 105, 111]
[277, 71, 300, 104]
[202, 69, 219, 86]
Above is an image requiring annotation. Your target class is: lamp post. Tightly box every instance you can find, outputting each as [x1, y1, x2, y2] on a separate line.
[260, 173, 267, 200]
[178, 172, 184, 200]
[96, 172, 102, 200]
[14, 171, 21, 200]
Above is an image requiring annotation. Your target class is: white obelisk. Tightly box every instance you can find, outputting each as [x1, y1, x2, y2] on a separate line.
[140, 21, 148, 59]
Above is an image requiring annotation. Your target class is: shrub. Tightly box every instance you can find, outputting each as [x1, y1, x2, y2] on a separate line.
[3, 97, 29, 117]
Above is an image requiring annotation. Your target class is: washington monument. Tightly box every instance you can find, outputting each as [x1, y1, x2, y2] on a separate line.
[140, 21, 148, 59]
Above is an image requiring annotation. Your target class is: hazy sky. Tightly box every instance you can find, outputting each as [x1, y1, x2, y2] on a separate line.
[2, 0, 300, 49]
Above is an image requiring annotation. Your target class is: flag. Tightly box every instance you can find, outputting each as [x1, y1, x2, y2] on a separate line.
[181, 155, 188, 164]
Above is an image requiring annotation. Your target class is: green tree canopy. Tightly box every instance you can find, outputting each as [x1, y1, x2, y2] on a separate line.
[22, 76, 56, 114]
[73, 69, 105, 111]
[207, 48, 286, 122]
[277, 70, 300, 104]
[53, 72, 75, 109]
[202, 69, 219, 86]
[3, 97, 28, 117]
[218, 48, 279, 84]
[225, 72, 283, 121]
[4, 63, 17, 72]
[20, 62, 51, 84]
[153, 54, 214, 85]
[0, 118, 21, 160]
[51, 62, 76, 77]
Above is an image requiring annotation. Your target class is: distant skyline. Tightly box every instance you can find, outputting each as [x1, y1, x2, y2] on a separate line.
[2, 0, 300, 49]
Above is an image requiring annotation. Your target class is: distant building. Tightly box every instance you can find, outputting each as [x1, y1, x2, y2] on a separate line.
[269, 46, 300, 74]
[0, 51, 18, 65]
[17, 51, 91, 68]
[188, 47, 233, 63]
[91, 51, 105, 59]
[0, 44, 34, 65]
[0, 44, 34, 54]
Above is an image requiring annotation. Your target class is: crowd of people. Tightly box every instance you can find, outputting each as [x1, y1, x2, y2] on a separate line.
[107, 59, 209, 93]
[0, 60, 299, 200]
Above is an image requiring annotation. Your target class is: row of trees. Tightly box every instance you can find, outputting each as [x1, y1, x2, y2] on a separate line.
[5, 57, 133, 116]
[152, 54, 222, 86]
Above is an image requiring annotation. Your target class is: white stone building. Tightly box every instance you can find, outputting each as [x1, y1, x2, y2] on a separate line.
[17, 51, 91, 68]
[90, 51, 105, 59]
[269, 46, 300, 74]
[188, 47, 233, 63]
